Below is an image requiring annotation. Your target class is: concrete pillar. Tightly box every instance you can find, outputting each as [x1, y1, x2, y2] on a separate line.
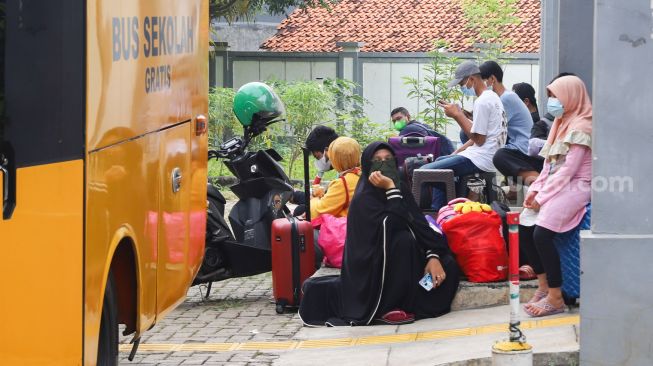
[539, 0, 594, 105]
[209, 42, 230, 88]
[336, 41, 364, 96]
[581, 1, 653, 365]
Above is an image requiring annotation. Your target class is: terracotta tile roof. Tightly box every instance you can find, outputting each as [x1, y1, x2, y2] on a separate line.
[261, 0, 540, 53]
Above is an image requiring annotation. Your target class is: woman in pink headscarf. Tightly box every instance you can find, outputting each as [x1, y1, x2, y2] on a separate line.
[520, 75, 592, 317]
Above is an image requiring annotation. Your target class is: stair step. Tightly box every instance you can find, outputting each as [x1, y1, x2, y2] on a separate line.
[311, 267, 537, 311]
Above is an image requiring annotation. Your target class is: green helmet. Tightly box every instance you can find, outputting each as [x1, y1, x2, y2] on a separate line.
[233, 82, 285, 127]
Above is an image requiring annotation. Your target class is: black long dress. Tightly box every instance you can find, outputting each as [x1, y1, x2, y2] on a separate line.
[298, 142, 460, 326]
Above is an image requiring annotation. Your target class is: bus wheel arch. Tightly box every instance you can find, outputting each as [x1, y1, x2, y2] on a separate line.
[110, 238, 138, 335]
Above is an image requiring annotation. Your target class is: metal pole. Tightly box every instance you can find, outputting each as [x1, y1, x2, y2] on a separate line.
[507, 212, 523, 342]
[492, 212, 532, 365]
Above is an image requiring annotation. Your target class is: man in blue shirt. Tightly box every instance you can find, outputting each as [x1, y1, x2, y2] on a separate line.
[480, 61, 541, 186]
[390, 107, 455, 156]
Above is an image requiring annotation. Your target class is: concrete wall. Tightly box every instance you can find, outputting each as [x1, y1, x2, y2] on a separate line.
[210, 10, 292, 52]
[230, 59, 338, 89]
[212, 23, 280, 52]
[580, 1, 653, 365]
[539, 0, 594, 106]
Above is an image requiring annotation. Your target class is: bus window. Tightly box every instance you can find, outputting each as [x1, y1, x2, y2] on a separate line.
[1, 0, 5, 143]
[1, 0, 5, 141]
[1, 0, 8, 219]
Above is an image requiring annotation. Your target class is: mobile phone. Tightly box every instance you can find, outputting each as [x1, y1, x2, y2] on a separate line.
[419, 273, 434, 291]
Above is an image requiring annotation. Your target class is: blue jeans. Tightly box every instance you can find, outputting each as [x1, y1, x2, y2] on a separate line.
[421, 155, 483, 210]
[459, 130, 469, 145]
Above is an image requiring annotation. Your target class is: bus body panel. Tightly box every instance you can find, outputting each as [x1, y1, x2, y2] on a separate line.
[86, 0, 207, 152]
[0, 0, 207, 363]
[156, 124, 193, 317]
[0, 161, 84, 365]
[85, 135, 161, 364]
[85, 0, 208, 363]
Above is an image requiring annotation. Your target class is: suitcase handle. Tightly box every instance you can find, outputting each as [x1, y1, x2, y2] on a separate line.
[401, 136, 425, 146]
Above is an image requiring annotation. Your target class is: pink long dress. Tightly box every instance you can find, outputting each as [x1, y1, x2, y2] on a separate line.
[528, 144, 591, 233]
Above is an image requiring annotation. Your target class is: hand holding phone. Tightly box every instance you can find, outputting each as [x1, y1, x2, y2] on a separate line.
[419, 273, 434, 291]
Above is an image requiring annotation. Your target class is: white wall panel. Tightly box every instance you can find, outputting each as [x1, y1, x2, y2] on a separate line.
[285, 61, 312, 81]
[233, 61, 260, 89]
[311, 62, 337, 80]
[502, 63, 534, 92]
[362, 63, 391, 125]
[260, 61, 285, 81]
[390, 63, 420, 121]
[214, 57, 224, 87]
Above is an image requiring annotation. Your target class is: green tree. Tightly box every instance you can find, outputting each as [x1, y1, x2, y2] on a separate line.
[457, 0, 521, 59]
[207, 87, 241, 176]
[210, 0, 338, 22]
[208, 79, 389, 181]
[208, 87, 240, 148]
[322, 78, 391, 147]
[403, 40, 462, 133]
[269, 80, 334, 178]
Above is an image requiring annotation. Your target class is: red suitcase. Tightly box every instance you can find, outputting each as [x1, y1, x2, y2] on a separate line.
[271, 217, 316, 313]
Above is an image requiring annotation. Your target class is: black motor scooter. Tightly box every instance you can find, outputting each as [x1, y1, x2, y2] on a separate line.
[192, 116, 295, 296]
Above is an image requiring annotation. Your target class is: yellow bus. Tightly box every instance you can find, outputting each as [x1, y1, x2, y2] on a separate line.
[0, 1, 208, 364]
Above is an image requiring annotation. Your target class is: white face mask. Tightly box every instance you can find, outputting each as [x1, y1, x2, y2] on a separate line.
[314, 154, 331, 172]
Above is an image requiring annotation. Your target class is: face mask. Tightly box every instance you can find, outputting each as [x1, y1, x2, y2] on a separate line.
[484, 79, 494, 91]
[393, 118, 407, 131]
[461, 80, 477, 97]
[314, 154, 331, 172]
[547, 98, 564, 117]
[370, 157, 400, 188]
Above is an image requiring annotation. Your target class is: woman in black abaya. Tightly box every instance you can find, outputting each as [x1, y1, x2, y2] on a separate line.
[299, 142, 459, 326]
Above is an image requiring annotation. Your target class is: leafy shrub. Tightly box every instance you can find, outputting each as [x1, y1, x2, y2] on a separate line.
[207, 79, 392, 181]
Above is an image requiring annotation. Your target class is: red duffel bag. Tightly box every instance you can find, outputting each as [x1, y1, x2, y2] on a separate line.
[441, 211, 508, 282]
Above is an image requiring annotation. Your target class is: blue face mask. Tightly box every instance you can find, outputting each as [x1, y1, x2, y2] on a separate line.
[461, 84, 477, 97]
[547, 97, 564, 117]
[484, 79, 494, 92]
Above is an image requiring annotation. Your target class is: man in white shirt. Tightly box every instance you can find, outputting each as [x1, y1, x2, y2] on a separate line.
[421, 61, 507, 209]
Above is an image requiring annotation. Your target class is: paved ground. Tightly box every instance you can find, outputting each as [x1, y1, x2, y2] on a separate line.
[119, 271, 579, 366]
[119, 273, 301, 365]
[118, 198, 578, 365]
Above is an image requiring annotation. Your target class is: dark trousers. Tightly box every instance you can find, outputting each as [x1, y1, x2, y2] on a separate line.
[519, 225, 562, 288]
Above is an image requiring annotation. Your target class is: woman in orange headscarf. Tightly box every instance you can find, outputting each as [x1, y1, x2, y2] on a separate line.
[520, 75, 592, 317]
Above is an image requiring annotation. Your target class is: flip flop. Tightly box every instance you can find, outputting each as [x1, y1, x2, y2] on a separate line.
[526, 289, 548, 305]
[373, 309, 415, 325]
[519, 265, 537, 280]
[524, 297, 565, 317]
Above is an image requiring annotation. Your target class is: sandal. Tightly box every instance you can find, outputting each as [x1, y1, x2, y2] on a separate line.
[519, 265, 537, 280]
[524, 297, 565, 317]
[373, 309, 415, 325]
[527, 289, 548, 304]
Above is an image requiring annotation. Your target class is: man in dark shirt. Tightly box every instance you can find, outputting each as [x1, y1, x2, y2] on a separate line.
[390, 107, 455, 156]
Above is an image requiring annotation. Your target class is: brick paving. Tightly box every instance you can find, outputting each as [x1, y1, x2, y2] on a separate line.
[118, 199, 300, 365]
[119, 272, 302, 365]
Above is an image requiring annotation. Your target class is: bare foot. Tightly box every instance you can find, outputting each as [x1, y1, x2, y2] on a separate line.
[525, 294, 565, 317]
